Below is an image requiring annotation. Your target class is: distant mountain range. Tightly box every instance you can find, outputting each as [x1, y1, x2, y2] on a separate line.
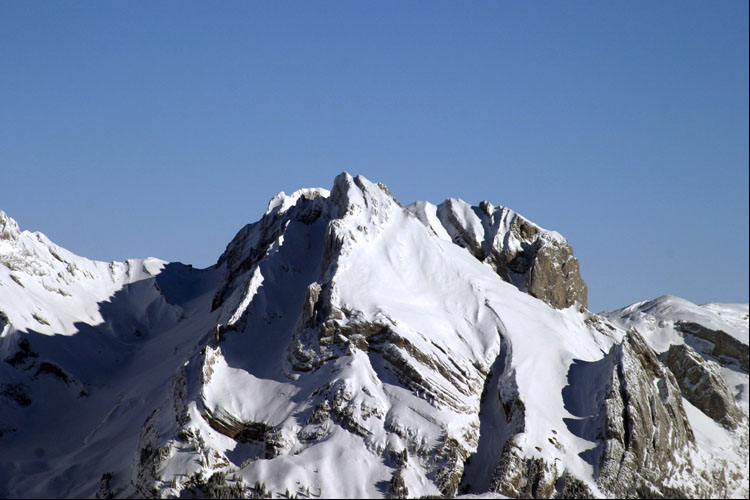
[1, 173, 747, 499]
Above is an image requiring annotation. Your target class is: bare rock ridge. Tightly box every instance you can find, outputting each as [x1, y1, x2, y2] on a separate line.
[0, 174, 748, 499]
[602, 296, 749, 498]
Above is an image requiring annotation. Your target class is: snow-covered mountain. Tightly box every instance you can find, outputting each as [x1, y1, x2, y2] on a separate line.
[0, 174, 747, 499]
[603, 296, 749, 428]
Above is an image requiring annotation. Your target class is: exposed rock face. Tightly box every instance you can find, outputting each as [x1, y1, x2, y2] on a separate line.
[407, 198, 587, 309]
[484, 344, 561, 498]
[387, 468, 408, 499]
[490, 443, 560, 498]
[676, 321, 749, 372]
[600, 296, 749, 498]
[663, 342, 744, 430]
[528, 243, 586, 310]
[596, 330, 701, 498]
[181, 472, 247, 499]
[0, 310, 9, 334]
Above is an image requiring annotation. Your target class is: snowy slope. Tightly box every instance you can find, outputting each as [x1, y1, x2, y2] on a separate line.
[1, 176, 747, 499]
[0, 209, 224, 497]
[0, 209, 169, 336]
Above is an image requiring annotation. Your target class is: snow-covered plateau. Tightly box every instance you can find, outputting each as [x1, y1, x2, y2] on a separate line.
[0, 173, 747, 499]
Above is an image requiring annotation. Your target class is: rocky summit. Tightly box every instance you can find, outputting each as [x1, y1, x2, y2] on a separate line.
[0, 174, 747, 499]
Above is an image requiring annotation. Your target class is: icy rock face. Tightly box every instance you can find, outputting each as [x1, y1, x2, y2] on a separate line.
[491, 450, 558, 498]
[0, 310, 8, 334]
[486, 328, 730, 499]
[487, 391, 567, 499]
[663, 342, 743, 430]
[601, 296, 750, 498]
[407, 199, 587, 309]
[211, 187, 331, 313]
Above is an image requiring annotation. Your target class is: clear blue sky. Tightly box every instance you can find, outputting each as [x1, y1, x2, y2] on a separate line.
[1, 1, 748, 312]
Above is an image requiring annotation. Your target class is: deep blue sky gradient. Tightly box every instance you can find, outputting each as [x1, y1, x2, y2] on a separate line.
[1, 1, 748, 311]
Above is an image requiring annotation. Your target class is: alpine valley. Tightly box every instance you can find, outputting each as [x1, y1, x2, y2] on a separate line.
[0, 173, 747, 499]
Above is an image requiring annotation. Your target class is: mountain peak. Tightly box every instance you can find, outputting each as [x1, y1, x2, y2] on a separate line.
[265, 187, 331, 217]
[329, 172, 400, 217]
[0, 209, 20, 241]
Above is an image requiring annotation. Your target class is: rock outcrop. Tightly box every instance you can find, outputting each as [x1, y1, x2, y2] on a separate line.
[485, 328, 730, 499]
[408, 198, 587, 309]
[676, 321, 749, 372]
[596, 330, 702, 498]
[663, 342, 744, 430]
[602, 295, 749, 421]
